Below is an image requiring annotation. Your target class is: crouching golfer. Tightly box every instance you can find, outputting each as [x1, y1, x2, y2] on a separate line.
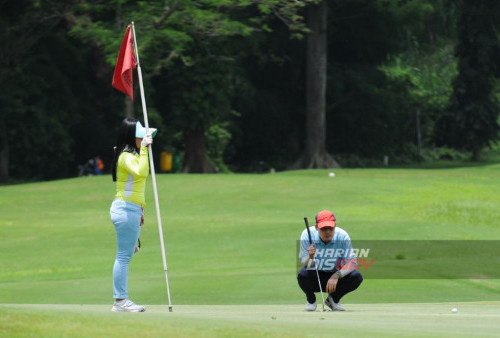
[297, 210, 363, 311]
[109, 117, 157, 312]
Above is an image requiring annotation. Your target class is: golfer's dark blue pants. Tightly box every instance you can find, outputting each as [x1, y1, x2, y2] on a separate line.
[297, 268, 363, 304]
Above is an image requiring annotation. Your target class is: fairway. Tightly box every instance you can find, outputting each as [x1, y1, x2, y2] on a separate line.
[2, 166, 500, 336]
[1, 302, 499, 337]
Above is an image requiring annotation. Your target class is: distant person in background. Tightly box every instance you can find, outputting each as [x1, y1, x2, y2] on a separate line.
[78, 158, 95, 176]
[297, 210, 363, 311]
[95, 156, 104, 175]
[109, 117, 157, 312]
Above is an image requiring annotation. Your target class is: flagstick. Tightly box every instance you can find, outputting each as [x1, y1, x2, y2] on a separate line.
[131, 21, 173, 313]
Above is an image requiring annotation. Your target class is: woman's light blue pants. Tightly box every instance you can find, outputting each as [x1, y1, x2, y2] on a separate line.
[110, 200, 142, 299]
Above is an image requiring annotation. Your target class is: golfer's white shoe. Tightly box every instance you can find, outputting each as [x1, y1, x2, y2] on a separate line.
[112, 299, 146, 312]
[325, 295, 345, 311]
[304, 301, 317, 311]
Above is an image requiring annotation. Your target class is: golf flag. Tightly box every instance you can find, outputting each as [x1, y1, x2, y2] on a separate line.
[112, 25, 136, 101]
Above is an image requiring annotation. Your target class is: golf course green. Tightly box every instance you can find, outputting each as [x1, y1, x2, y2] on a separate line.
[1, 165, 500, 336]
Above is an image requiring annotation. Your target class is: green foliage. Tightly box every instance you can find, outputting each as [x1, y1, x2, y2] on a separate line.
[380, 44, 457, 149]
[381, 45, 457, 109]
[68, 0, 317, 172]
[376, 0, 435, 32]
[252, 0, 321, 39]
[206, 122, 233, 172]
[323, 0, 455, 160]
[0, 0, 111, 180]
[161, 55, 234, 131]
[436, 0, 500, 156]
[70, 0, 258, 70]
[4, 0, 498, 181]
[232, 0, 440, 169]
[421, 147, 469, 161]
[356, 0, 460, 158]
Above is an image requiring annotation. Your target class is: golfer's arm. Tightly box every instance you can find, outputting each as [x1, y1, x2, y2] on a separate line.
[301, 256, 315, 268]
[338, 263, 355, 277]
[300, 246, 315, 268]
[299, 238, 312, 268]
[335, 239, 357, 277]
[335, 257, 357, 278]
[122, 148, 149, 177]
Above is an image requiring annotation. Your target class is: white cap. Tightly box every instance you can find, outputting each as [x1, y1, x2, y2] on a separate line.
[135, 121, 158, 138]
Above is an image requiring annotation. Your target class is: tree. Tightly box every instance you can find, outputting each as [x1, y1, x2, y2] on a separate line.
[380, 0, 459, 157]
[228, 0, 446, 169]
[291, 0, 440, 168]
[291, 0, 339, 169]
[70, 0, 262, 173]
[436, 0, 500, 160]
[156, 53, 235, 173]
[0, 0, 74, 182]
[323, 0, 456, 163]
[70, 0, 321, 173]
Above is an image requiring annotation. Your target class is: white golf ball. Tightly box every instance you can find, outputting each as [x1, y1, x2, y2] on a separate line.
[329, 172, 335, 177]
[451, 308, 458, 313]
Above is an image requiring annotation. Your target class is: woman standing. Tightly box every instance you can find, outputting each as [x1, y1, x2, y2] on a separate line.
[109, 117, 157, 312]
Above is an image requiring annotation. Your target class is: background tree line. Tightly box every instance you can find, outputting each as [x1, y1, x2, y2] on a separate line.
[1, 0, 499, 182]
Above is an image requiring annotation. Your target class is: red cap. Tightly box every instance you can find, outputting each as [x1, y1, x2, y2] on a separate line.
[315, 210, 336, 229]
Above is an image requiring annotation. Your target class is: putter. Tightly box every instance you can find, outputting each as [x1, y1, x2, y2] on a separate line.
[304, 217, 327, 312]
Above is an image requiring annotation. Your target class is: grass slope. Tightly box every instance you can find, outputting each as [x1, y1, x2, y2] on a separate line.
[1, 302, 500, 337]
[1, 166, 500, 335]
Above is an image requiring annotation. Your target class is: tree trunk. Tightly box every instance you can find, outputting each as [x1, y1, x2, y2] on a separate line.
[182, 129, 216, 173]
[290, 1, 339, 169]
[0, 116, 8, 182]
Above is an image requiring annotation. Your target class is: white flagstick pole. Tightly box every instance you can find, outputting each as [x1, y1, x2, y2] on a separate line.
[131, 21, 173, 312]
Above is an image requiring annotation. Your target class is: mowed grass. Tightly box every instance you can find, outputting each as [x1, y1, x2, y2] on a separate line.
[1, 165, 500, 336]
[2, 302, 500, 337]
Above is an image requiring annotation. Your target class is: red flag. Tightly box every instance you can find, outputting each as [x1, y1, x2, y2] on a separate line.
[112, 25, 136, 101]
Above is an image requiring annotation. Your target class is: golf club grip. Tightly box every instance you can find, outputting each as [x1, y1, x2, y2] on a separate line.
[304, 217, 312, 244]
